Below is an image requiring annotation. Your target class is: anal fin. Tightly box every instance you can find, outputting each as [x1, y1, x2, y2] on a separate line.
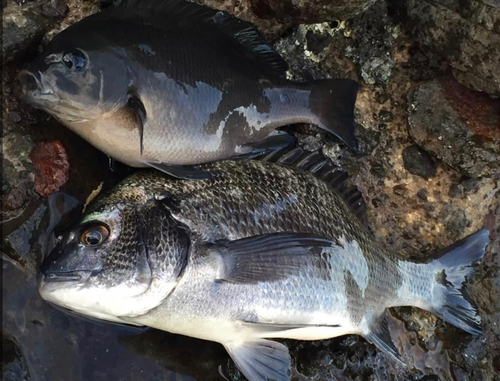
[364, 311, 404, 365]
[146, 162, 213, 180]
[224, 339, 291, 381]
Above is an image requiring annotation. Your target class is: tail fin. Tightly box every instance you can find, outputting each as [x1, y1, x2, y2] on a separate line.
[430, 229, 490, 335]
[309, 79, 359, 152]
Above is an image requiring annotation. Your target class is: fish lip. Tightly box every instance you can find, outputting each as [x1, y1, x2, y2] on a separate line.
[42, 270, 91, 283]
[17, 70, 59, 106]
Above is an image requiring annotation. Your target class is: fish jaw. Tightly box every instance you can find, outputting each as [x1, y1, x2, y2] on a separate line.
[18, 69, 60, 110]
[39, 274, 177, 324]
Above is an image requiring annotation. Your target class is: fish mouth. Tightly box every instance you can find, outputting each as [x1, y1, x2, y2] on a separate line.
[42, 270, 91, 283]
[17, 70, 59, 106]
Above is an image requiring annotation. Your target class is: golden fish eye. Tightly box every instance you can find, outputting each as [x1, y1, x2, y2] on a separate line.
[80, 224, 109, 246]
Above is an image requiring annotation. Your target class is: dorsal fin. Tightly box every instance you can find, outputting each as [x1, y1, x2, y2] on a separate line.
[120, 0, 288, 76]
[263, 147, 369, 227]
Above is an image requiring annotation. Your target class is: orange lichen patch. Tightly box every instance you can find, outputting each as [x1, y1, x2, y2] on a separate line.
[441, 76, 500, 140]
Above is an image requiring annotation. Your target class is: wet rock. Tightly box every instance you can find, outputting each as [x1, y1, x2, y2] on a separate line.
[2, 334, 31, 381]
[248, 0, 378, 24]
[393, 0, 500, 96]
[402, 144, 437, 180]
[6, 202, 47, 263]
[407, 79, 500, 178]
[3, 3, 50, 62]
[30, 141, 70, 197]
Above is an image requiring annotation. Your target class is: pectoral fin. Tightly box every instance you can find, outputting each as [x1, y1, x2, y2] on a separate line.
[211, 233, 336, 283]
[240, 321, 346, 341]
[224, 339, 291, 381]
[146, 162, 213, 180]
[235, 131, 296, 159]
[126, 92, 147, 155]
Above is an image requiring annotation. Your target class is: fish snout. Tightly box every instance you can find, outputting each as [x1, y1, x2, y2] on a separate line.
[17, 70, 57, 105]
[41, 242, 102, 284]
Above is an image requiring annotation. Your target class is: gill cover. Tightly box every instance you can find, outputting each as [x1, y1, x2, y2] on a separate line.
[40, 197, 190, 321]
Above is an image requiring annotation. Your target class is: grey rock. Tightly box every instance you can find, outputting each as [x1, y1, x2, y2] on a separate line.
[408, 80, 500, 178]
[393, 0, 500, 96]
[1, 131, 36, 223]
[3, 3, 50, 62]
[360, 54, 393, 84]
[345, 1, 396, 85]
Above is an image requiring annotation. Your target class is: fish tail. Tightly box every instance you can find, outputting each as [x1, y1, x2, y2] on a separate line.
[427, 229, 489, 335]
[309, 79, 359, 152]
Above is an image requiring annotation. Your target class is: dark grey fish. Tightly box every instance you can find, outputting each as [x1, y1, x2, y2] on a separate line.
[18, 0, 359, 179]
[39, 149, 489, 381]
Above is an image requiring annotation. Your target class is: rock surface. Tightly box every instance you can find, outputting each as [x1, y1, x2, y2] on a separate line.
[408, 78, 500, 178]
[393, 0, 500, 96]
[402, 144, 437, 180]
[3, 3, 50, 62]
[2, 0, 499, 380]
[247, 0, 378, 24]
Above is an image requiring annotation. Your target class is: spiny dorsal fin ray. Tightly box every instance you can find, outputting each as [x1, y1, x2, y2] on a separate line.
[121, 0, 288, 75]
[262, 147, 369, 227]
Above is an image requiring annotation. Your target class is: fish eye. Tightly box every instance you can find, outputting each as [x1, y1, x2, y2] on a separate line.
[80, 224, 109, 246]
[62, 49, 87, 71]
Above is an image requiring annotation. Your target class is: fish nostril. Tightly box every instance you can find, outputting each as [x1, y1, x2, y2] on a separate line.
[18, 70, 40, 92]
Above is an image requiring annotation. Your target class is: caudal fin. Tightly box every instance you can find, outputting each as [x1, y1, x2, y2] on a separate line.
[309, 79, 359, 152]
[430, 229, 490, 335]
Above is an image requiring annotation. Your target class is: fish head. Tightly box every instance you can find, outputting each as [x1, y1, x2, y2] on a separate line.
[18, 21, 130, 124]
[39, 188, 190, 324]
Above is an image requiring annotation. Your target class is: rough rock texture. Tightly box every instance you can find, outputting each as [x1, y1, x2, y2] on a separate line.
[247, 0, 378, 24]
[408, 78, 500, 178]
[392, 0, 500, 96]
[3, 3, 50, 62]
[194, 0, 378, 37]
[2, 0, 499, 380]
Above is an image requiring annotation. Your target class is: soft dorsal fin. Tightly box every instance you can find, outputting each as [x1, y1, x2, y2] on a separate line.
[121, 0, 288, 75]
[263, 147, 369, 227]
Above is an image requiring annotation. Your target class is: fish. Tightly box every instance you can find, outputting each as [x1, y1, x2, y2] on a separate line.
[17, 0, 359, 180]
[39, 148, 489, 381]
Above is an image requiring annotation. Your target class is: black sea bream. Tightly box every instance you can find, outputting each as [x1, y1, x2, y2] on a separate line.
[39, 150, 489, 381]
[18, 0, 358, 179]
